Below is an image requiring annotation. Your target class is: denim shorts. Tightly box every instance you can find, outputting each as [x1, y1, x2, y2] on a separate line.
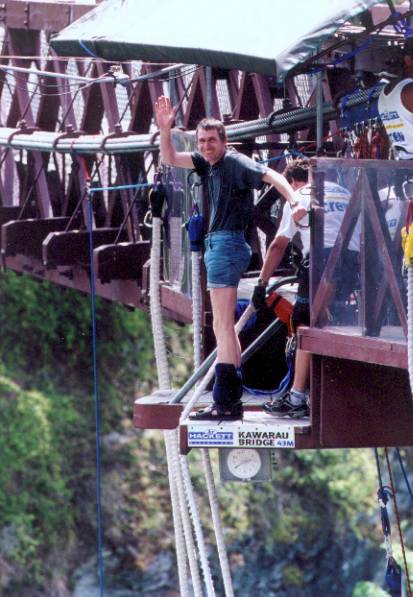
[204, 230, 252, 288]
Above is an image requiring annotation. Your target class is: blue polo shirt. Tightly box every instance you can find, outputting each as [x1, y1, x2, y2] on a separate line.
[192, 150, 267, 233]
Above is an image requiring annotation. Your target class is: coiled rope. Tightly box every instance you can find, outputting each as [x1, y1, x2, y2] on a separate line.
[150, 207, 216, 596]
[149, 214, 191, 595]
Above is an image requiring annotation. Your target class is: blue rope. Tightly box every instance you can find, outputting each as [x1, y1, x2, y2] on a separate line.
[79, 40, 99, 59]
[395, 448, 413, 504]
[86, 193, 105, 596]
[258, 149, 306, 164]
[391, 11, 413, 38]
[88, 182, 152, 193]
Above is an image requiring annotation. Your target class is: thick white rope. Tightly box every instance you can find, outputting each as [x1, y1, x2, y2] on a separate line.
[191, 251, 203, 371]
[149, 216, 190, 594]
[164, 431, 190, 597]
[200, 450, 235, 597]
[169, 216, 183, 286]
[191, 249, 234, 597]
[180, 304, 255, 421]
[180, 454, 216, 597]
[408, 267, 413, 395]
[168, 430, 203, 597]
[149, 217, 171, 391]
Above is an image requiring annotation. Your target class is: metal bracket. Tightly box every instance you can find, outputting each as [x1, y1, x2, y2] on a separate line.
[52, 125, 84, 150]
[7, 119, 39, 146]
[100, 124, 138, 152]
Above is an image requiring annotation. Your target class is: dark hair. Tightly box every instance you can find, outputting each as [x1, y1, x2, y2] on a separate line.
[283, 159, 310, 184]
[196, 118, 227, 142]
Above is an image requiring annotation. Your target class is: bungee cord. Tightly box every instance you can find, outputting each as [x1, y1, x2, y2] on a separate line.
[79, 158, 106, 596]
[188, 189, 235, 596]
[148, 179, 206, 596]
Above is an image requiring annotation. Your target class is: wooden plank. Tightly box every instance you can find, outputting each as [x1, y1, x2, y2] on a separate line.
[1, 217, 73, 259]
[319, 357, 413, 448]
[4, 254, 149, 309]
[134, 390, 314, 453]
[93, 241, 150, 284]
[42, 228, 128, 269]
[298, 327, 407, 369]
[0, 206, 21, 245]
[160, 283, 193, 324]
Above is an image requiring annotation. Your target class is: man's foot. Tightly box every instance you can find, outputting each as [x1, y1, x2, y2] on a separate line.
[213, 364, 243, 404]
[189, 400, 243, 422]
[263, 392, 309, 419]
[262, 393, 286, 414]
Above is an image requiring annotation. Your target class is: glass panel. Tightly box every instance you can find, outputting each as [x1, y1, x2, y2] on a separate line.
[162, 131, 198, 295]
[310, 158, 409, 342]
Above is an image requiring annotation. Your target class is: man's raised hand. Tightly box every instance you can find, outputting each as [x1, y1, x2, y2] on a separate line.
[155, 95, 176, 130]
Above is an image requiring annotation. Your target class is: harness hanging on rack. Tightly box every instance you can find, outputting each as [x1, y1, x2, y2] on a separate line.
[374, 449, 403, 597]
[339, 88, 389, 160]
[386, 557, 402, 596]
[186, 203, 204, 252]
[149, 170, 167, 218]
[186, 174, 205, 252]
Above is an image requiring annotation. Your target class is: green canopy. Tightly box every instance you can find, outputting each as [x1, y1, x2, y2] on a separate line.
[51, 0, 382, 80]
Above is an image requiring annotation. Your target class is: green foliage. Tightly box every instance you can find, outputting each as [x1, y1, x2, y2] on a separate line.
[0, 271, 156, 428]
[352, 581, 388, 597]
[282, 564, 304, 588]
[212, 448, 378, 557]
[0, 270, 163, 588]
[0, 376, 70, 583]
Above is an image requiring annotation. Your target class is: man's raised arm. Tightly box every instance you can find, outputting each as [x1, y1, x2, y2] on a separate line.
[155, 96, 194, 169]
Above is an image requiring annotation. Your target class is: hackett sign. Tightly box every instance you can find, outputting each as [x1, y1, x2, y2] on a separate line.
[187, 422, 295, 448]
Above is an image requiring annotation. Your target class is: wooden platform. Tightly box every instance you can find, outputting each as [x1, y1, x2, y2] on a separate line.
[133, 389, 280, 430]
[299, 326, 413, 448]
[133, 324, 413, 450]
[299, 325, 406, 369]
[134, 389, 314, 452]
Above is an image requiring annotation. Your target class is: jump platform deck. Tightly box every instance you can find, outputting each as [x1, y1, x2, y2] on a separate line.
[134, 389, 313, 452]
[134, 324, 413, 450]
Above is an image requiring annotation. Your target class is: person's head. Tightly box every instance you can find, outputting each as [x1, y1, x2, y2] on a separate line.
[196, 118, 227, 165]
[383, 39, 413, 79]
[283, 158, 310, 190]
[402, 37, 413, 77]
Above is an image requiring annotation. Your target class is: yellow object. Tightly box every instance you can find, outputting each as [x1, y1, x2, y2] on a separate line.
[401, 226, 413, 267]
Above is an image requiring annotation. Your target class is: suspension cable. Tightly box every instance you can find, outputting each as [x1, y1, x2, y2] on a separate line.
[81, 158, 105, 596]
[395, 448, 413, 503]
[384, 448, 413, 597]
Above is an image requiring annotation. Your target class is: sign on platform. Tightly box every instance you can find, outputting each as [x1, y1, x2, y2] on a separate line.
[187, 421, 295, 449]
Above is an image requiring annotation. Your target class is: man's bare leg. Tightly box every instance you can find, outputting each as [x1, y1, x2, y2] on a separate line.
[209, 286, 240, 366]
[291, 348, 310, 393]
[188, 286, 243, 419]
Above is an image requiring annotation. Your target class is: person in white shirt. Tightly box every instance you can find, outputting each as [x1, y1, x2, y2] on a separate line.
[251, 159, 360, 418]
[378, 37, 413, 160]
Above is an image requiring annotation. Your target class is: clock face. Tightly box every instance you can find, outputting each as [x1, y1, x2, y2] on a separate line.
[226, 449, 262, 480]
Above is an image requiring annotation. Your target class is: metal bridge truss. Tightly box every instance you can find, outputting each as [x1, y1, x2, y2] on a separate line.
[0, 0, 391, 321]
